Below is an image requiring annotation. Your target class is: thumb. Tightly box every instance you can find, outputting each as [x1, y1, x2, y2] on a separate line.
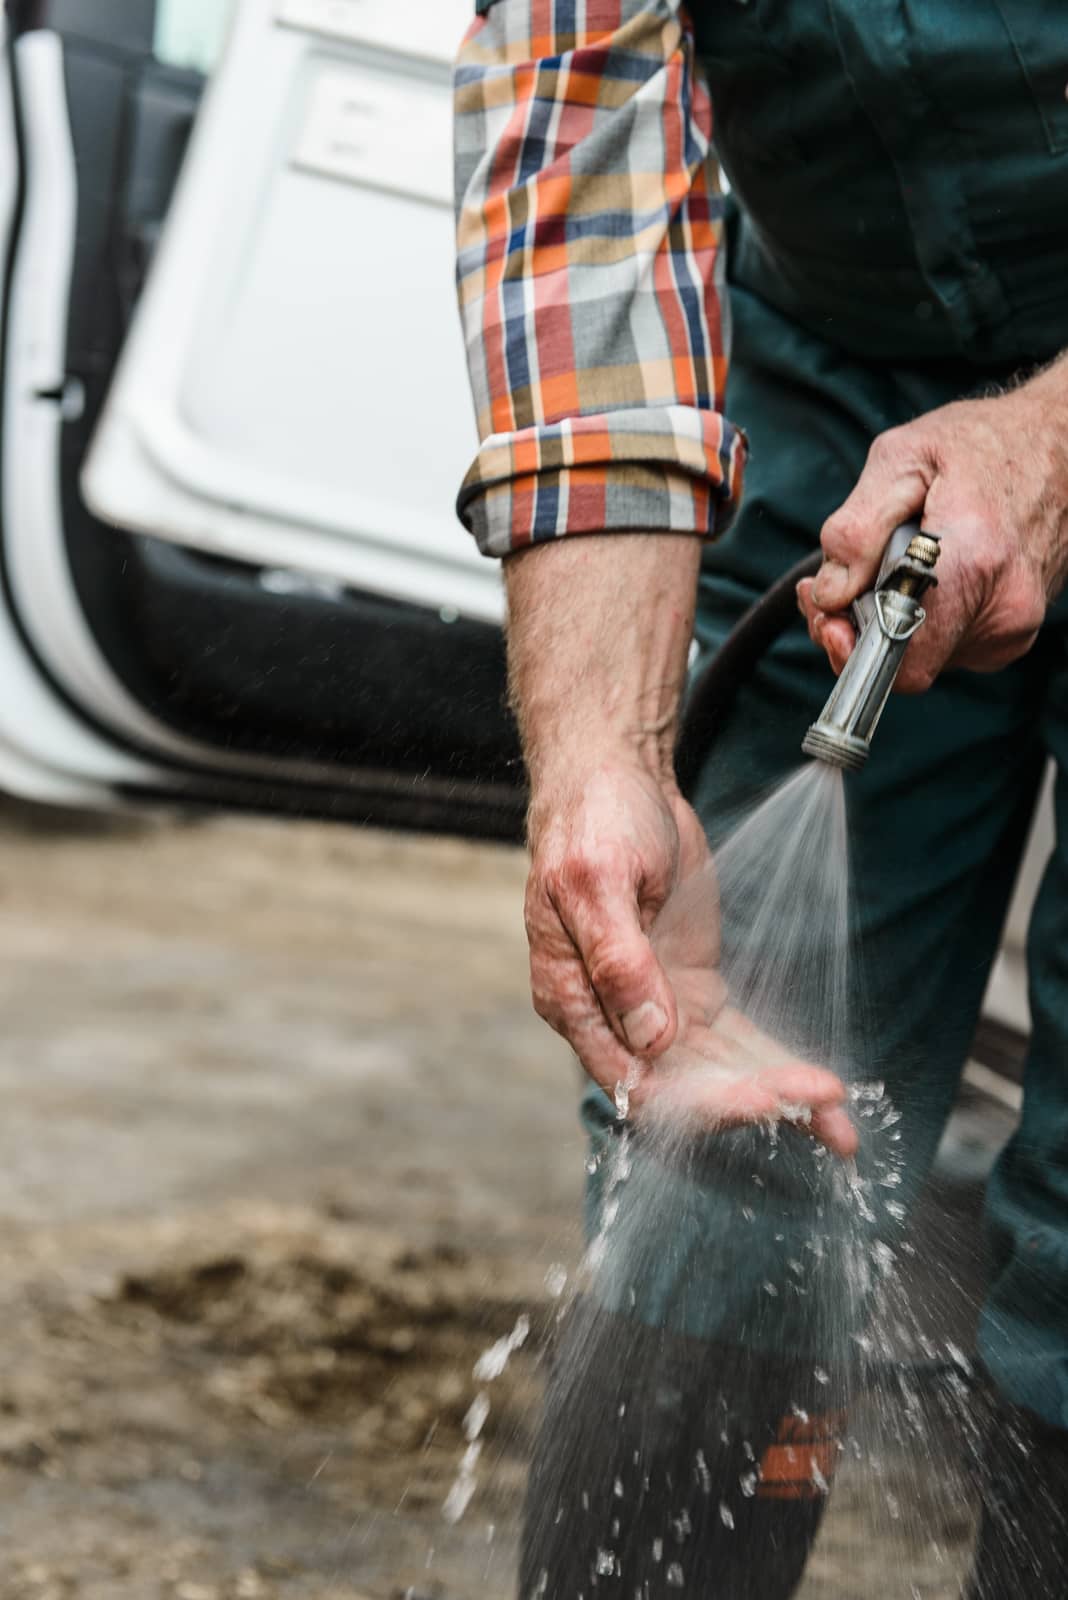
[813, 426, 935, 612]
[563, 884, 679, 1058]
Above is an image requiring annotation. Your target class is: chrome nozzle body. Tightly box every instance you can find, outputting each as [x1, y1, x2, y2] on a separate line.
[802, 523, 941, 772]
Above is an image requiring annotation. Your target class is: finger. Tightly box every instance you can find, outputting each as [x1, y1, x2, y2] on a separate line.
[813, 427, 935, 613]
[798, 589, 826, 649]
[552, 878, 678, 1059]
[701, 1007, 838, 1083]
[528, 924, 641, 1091]
[640, 1057, 852, 1152]
[646, 1010, 847, 1107]
[799, 580, 858, 669]
[796, 577, 817, 626]
[818, 615, 857, 675]
[809, 1103, 859, 1158]
[752, 1062, 850, 1110]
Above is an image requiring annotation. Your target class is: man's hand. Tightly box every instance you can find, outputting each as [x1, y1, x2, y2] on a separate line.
[797, 359, 1068, 689]
[508, 535, 856, 1155]
[525, 760, 698, 1087]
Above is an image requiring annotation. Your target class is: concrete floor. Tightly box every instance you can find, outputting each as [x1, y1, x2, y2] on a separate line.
[0, 807, 1012, 1598]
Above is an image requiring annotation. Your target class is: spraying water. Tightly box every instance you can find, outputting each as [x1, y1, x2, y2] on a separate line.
[502, 760, 997, 1597]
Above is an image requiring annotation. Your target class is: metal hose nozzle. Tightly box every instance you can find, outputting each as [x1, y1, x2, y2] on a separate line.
[802, 523, 941, 771]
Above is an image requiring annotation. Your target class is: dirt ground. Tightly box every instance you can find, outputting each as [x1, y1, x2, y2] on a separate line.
[0, 809, 981, 1598]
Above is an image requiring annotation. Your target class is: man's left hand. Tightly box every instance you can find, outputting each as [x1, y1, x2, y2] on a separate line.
[797, 360, 1068, 690]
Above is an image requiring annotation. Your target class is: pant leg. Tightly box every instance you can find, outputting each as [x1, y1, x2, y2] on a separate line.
[980, 625, 1068, 1429]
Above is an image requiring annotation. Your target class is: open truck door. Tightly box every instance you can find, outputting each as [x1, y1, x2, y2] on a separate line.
[0, 0, 523, 837]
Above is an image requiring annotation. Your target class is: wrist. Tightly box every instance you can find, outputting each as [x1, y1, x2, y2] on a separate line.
[1013, 354, 1068, 460]
[521, 697, 683, 791]
[525, 739, 680, 848]
[1011, 356, 1068, 597]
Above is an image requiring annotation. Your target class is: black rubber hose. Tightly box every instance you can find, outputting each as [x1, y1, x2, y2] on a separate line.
[676, 550, 821, 799]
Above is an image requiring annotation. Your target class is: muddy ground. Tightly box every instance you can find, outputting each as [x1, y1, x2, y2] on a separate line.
[0, 809, 986, 1598]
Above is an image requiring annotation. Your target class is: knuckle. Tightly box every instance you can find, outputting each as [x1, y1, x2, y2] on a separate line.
[529, 963, 573, 1031]
[585, 939, 645, 1000]
[819, 517, 851, 560]
[530, 985, 552, 1022]
[821, 508, 866, 562]
[531, 988, 564, 1030]
[908, 664, 938, 695]
[867, 428, 898, 465]
[546, 848, 617, 907]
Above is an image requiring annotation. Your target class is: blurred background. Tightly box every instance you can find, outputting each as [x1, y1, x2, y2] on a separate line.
[0, 1, 1043, 1595]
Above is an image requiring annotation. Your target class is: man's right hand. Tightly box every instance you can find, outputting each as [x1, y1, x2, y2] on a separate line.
[524, 759, 702, 1089]
[506, 535, 856, 1156]
[524, 757, 857, 1156]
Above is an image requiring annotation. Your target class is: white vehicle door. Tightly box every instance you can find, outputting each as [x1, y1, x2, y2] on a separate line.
[82, 0, 497, 622]
[0, 0, 523, 837]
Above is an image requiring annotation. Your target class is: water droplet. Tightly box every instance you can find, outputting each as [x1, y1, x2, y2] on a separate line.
[442, 1439, 482, 1523]
[814, 1368, 830, 1386]
[672, 1509, 692, 1542]
[544, 1263, 568, 1298]
[595, 1549, 617, 1576]
[614, 1080, 630, 1120]
[946, 1341, 973, 1376]
[463, 1392, 490, 1441]
[719, 1503, 735, 1530]
[872, 1241, 896, 1274]
[739, 1471, 758, 1498]
[666, 1563, 685, 1588]
[652, 1538, 663, 1564]
[473, 1313, 530, 1381]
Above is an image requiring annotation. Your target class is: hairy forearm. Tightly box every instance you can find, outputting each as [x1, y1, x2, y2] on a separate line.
[504, 535, 702, 803]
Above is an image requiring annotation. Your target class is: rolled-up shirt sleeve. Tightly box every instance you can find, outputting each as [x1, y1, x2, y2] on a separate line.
[453, 0, 745, 558]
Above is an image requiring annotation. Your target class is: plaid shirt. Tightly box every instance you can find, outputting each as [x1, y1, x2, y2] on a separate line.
[453, 0, 745, 558]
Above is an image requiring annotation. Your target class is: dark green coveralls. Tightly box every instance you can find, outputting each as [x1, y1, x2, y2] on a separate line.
[528, 5, 1068, 1594]
[618, 0, 1068, 1424]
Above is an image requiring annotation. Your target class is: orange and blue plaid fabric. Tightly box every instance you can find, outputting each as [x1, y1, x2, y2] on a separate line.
[453, 0, 745, 557]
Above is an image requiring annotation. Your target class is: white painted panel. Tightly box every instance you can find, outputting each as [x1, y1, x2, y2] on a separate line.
[292, 62, 453, 204]
[84, 0, 502, 623]
[276, 0, 473, 63]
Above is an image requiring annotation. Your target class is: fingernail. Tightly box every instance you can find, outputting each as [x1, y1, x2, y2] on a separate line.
[621, 1001, 668, 1053]
[812, 560, 849, 609]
